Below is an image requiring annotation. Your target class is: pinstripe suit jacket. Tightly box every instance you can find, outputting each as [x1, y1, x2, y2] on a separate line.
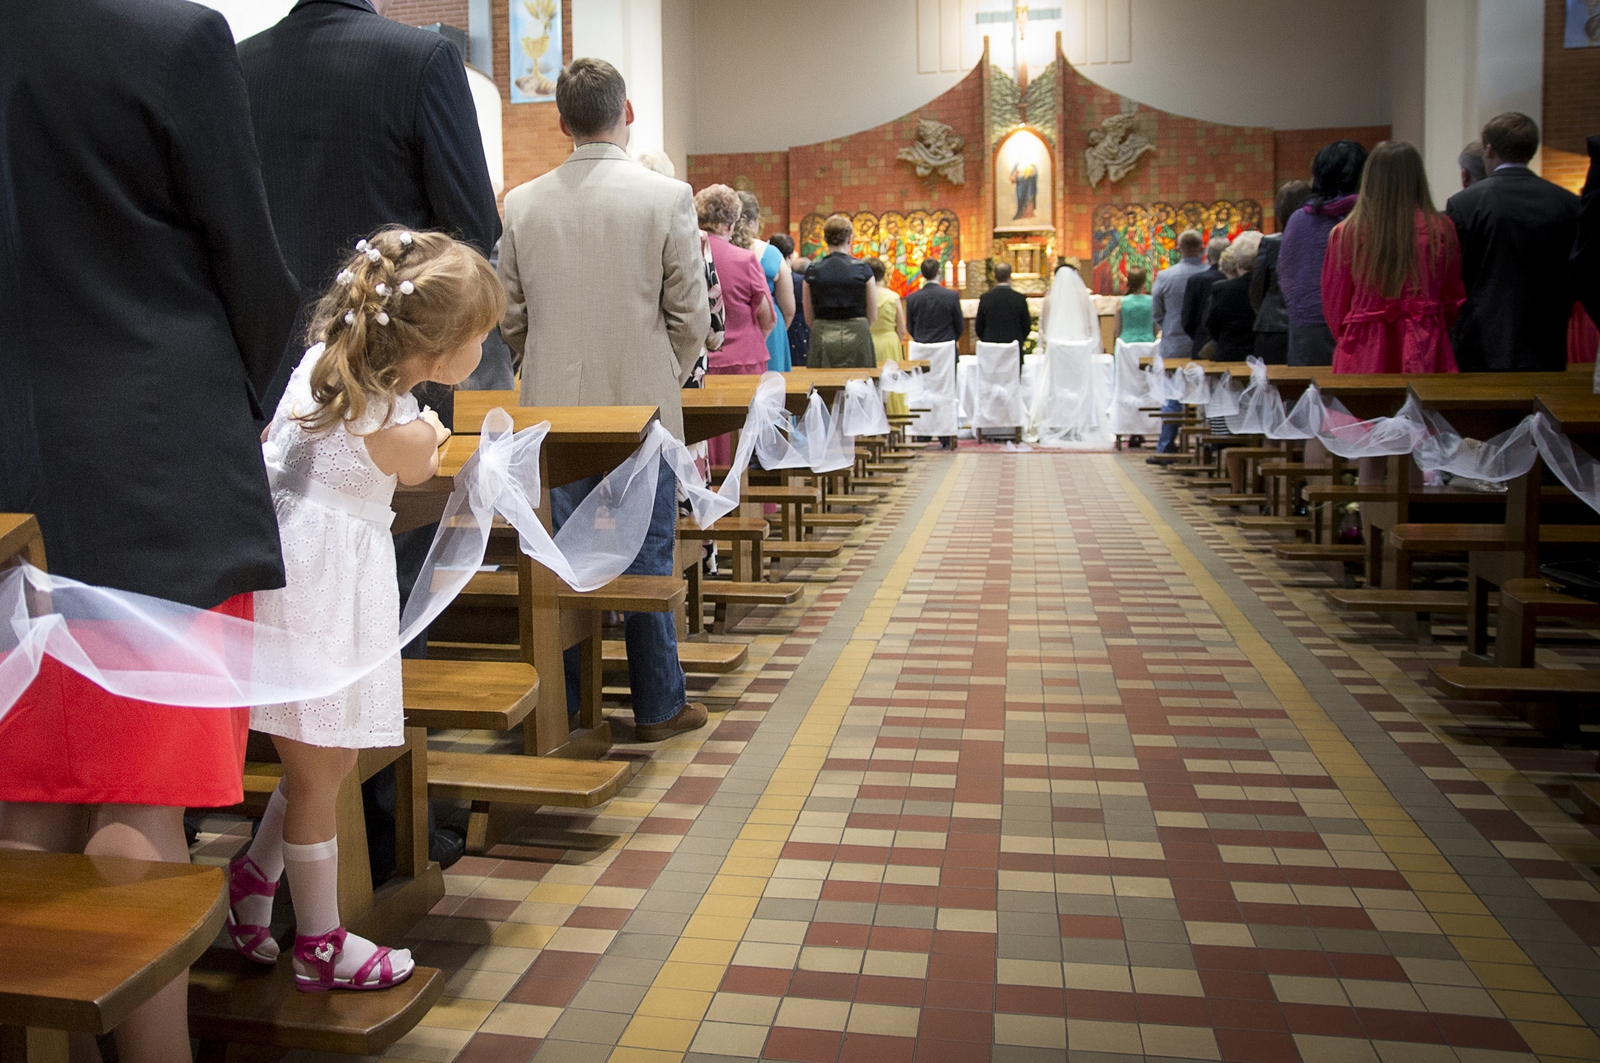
[240, 0, 501, 413]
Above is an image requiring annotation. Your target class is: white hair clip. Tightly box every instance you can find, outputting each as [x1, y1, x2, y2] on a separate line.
[374, 283, 390, 297]
[366, 248, 382, 263]
[336, 269, 355, 285]
[398, 280, 415, 295]
[343, 310, 356, 325]
[399, 231, 413, 246]
[375, 311, 390, 325]
[355, 239, 369, 252]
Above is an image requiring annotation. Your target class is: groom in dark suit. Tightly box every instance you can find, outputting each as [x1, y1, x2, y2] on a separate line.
[241, 0, 501, 874]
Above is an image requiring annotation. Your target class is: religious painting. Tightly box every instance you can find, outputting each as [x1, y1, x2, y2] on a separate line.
[1568, 0, 1600, 46]
[1090, 199, 1263, 294]
[993, 128, 1054, 233]
[509, 0, 561, 103]
[798, 209, 961, 297]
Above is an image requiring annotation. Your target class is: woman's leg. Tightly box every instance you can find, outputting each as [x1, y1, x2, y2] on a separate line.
[272, 737, 410, 985]
[83, 804, 193, 1063]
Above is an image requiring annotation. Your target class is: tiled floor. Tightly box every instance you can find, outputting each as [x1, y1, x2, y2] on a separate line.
[201, 450, 1600, 1063]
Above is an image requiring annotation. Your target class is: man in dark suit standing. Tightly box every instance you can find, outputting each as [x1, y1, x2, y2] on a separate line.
[1447, 113, 1580, 372]
[240, 0, 501, 873]
[975, 263, 1033, 366]
[240, 0, 502, 412]
[1181, 236, 1228, 355]
[905, 258, 966, 449]
[1572, 135, 1600, 329]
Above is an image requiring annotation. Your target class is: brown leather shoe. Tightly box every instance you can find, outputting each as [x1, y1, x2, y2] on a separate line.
[633, 702, 708, 743]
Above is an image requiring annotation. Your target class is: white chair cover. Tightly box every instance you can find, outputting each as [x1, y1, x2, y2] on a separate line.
[1025, 267, 1110, 447]
[908, 340, 958, 437]
[973, 341, 1027, 430]
[1110, 339, 1159, 436]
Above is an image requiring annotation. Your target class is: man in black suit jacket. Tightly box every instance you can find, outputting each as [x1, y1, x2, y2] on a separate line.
[975, 263, 1033, 358]
[1446, 113, 1580, 372]
[240, 0, 502, 412]
[241, 0, 501, 874]
[1569, 135, 1600, 328]
[1181, 237, 1228, 355]
[906, 259, 966, 343]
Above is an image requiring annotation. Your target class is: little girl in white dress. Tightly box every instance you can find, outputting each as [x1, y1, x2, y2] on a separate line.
[225, 228, 503, 992]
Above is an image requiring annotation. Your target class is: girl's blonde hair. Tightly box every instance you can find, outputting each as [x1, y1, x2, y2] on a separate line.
[299, 228, 504, 433]
[731, 190, 761, 249]
[1342, 141, 1445, 299]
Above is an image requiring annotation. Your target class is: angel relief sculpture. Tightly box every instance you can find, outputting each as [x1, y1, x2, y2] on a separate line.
[897, 118, 966, 187]
[1084, 112, 1155, 186]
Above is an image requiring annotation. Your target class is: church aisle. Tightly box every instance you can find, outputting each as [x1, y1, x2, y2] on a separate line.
[307, 452, 1600, 1063]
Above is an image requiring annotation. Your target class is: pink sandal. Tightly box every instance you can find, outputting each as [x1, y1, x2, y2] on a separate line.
[293, 927, 414, 993]
[225, 854, 279, 964]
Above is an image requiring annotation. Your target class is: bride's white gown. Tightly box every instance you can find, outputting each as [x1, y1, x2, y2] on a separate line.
[1027, 267, 1111, 448]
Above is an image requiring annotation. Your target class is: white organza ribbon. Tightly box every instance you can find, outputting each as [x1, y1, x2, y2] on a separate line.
[0, 371, 875, 721]
[879, 360, 925, 405]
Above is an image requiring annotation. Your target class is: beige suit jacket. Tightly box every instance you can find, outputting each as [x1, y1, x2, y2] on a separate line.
[499, 142, 709, 439]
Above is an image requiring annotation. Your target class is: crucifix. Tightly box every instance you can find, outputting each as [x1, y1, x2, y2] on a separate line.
[1014, 0, 1031, 93]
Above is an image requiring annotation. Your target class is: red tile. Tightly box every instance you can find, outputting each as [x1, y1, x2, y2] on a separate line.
[1303, 906, 1375, 931]
[1434, 1013, 1530, 1052]
[923, 979, 994, 1009]
[1357, 1008, 1446, 1044]
[1063, 989, 1139, 1022]
[918, 1008, 993, 1042]
[857, 974, 926, 1006]
[1216, 1028, 1301, 1062]
[594, 866, 659, 889]
[995, 984, 1065, 1015]
[1261, 950, 1336, 978]
[563, 906, 629, 930]
[505, 975, 583, 1008]
[840, 1033, 915, 1063]
[788, 970, 858, 1000]
[525, 950, 598, 980]
[1210, 997, 1288, 1031]
[821, 880, 881, 903]
[1201, 971, 1276, 1001]
[914, 1039, 989, 1063]
[805, 922, 871, 948]
[452, 897, 520, 922]
[1327, 953, 1405, 982]
[930, 930, 995, 956]
[455, 1033, 541, 1063]
[1135, 993, 1211, 1026]
[879, 883, 939, 906]
[868, 926, 932, 952]
[720, 965, 792, 996]
[764, 1027, 842, 1063]
[1282, 1003, 1364, 1038]
[1194, 945, 1266, 972]
[1060, 914, 1124, 939]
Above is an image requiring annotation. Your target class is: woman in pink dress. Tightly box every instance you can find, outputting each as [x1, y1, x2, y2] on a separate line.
[1322, 141, 1466, 375]
[694, 184, 775, 464]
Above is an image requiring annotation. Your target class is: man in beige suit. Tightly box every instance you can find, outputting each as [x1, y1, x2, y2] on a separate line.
[499, 58, 710, 741]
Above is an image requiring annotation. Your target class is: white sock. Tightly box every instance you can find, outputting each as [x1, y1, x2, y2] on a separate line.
[284, 836, 411, 984]
[236, 784, 287, 933]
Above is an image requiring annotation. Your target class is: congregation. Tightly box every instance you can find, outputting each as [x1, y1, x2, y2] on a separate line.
[4, 2, 1600, 1062]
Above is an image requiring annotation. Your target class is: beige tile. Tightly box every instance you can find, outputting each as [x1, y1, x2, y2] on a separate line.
[1185, 921, 1254, 947]
[1343, 980, 1425, 1012]
[1373, 1041, 1459, 1063]
[582, 886, 647, 909]
[846, 1003, 921, 1037]
[743, 919, 809, 944]
[935, 908, 997, 933]
[730, 940, 799, 969]
[442, 967, 522, 1001]
[457, 945, 540, 974]
[862, 950, 928, 979]
[1132, 966, 1204, 997]
[1293, 1035, 1381, 1063]
[545, 926, 617, 953]
[1292, 884, 1359, 908]
[508, 901, 578, 926]
[775, 996, 850, 1032]
[996, 1013, 1067, 1050]
[1232, 881, 1296, 905]
[705, 992, 781, 1026]
[1416, 983, 1500, 1016]
[380, 1024, 473, 1061]
[1271, 975, 1348, 1007]
[997, 958, 1063, 988]
[478, 1002, 562, 1038]
[1398, 957, 1479, 987]
[1063, 962, 1132, 993]
[689, 1021, 767, 1058]
[1366, 908, 1441, 934]
[1141, 1023, 1221, 1060]
[797, 946, 864, 973]
[1113, 876, 1175, 899]
[1067, 1019, 1142, 1055]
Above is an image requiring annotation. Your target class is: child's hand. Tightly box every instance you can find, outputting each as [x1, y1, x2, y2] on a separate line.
[418, 408, 451, 446]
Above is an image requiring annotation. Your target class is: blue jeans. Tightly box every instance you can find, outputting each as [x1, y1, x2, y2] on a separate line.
[1156, 399, 1183, 452]
[550, 457, 685, 726]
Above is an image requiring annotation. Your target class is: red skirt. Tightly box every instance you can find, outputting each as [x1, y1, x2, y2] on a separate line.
[0, 593, 253, 808]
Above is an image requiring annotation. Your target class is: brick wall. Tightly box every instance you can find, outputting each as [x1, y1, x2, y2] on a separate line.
[686, 64, 986, 257]
[1057, 60, 1275, 257]
[1271, 125, 1391, 207]
[386, 0, 468, 28]
[1543, 0, 1600, 193]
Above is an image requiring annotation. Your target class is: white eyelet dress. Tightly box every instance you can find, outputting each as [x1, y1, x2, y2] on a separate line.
[250, 344, 418, 749]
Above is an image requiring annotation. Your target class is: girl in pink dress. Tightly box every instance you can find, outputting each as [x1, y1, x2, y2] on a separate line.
[1322, 141, 1466, 375]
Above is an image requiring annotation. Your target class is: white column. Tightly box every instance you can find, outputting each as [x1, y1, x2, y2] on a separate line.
[1423, 0, 1478, 207]
[573, 0, 666, 159]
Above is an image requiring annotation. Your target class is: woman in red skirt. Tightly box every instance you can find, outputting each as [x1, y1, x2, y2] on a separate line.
[0, 2, 299, 1058]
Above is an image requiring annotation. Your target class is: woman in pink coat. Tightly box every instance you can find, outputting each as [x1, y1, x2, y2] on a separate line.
[1322, 141, 1466, 375]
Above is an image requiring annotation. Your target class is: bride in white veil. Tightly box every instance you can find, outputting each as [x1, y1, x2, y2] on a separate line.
[1027, 263, 1110, 446]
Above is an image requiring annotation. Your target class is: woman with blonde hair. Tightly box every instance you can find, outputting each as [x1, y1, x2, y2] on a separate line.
[866, 257, 910, 414]
[1321, 141, 1465, 374]
[694, 184, 774, 462]
[733, 190, 795, 371]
